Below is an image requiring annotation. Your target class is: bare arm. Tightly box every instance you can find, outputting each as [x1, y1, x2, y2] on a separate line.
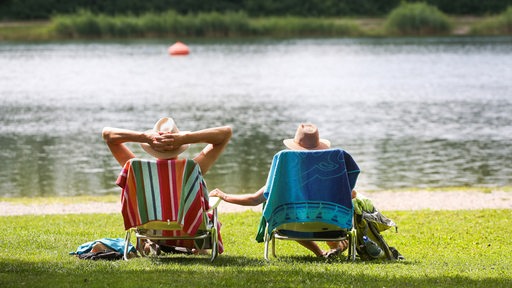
[102, 125, 232, 172]
[102, 127, 157, 166]
[209, 187, 266, 206]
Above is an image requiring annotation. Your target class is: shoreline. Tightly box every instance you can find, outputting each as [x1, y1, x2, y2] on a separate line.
[0, 16, 504, 41]
[1, 190, 510, 216]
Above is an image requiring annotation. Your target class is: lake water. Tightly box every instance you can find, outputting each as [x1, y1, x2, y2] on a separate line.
[1, 37, 511, 197]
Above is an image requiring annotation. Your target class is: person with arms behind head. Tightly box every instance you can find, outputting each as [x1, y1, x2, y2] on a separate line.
[103, 117, 232, 255]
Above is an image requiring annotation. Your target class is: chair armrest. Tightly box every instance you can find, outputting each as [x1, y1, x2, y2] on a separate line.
[208, 197, 222, 212]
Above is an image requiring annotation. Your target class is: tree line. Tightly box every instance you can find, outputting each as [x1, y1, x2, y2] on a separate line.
[1, 0, 512, 20]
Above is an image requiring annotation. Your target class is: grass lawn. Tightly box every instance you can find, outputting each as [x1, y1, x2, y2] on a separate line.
[0, 209, 511, 287]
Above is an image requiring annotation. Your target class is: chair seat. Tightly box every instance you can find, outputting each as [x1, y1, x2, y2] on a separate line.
[276, 221, 346, 233]
[276, 229, 347, 239]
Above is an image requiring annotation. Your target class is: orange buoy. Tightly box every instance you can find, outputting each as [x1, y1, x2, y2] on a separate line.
[168, 41, 189, 56]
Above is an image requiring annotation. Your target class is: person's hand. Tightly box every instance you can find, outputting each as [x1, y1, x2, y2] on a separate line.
[209, 188, 226, 200]
[144, 130, 161, 147]
[147, 131, 185, 152]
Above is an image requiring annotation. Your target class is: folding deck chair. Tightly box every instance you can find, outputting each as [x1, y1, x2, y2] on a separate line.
[259, 149, 360, 261]
[116, 158, 223, 262]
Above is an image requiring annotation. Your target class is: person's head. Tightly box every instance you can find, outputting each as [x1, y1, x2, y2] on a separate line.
[283, 123, 330, 151]
[140, 117, 189, 159]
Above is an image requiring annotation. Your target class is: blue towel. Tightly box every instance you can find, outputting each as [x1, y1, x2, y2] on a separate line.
[69, 238, 136, 255]
[258, 149, 360, 242]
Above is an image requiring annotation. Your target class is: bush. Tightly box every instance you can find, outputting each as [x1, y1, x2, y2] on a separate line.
[50, 10, 253, 38]
[51, 10, 104, 38]
[471, 6, 512, 35]
[49, 9, 362, 38]
[194, 11, 252, 37]
[253, 17, 361, 37]
[385, 2, 452, 36]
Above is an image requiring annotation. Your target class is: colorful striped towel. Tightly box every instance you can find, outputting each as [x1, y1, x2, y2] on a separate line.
[116, 158, 210, 236]
[258, 149, 360, 242]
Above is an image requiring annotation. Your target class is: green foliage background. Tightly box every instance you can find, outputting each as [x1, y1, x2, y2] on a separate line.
[2, 0, 512, 20]
[385, 2, 452, 35]
[471, 6, 512, 35]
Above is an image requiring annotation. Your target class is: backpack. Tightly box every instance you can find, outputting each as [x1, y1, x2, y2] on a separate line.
[353, 194, 405, 261]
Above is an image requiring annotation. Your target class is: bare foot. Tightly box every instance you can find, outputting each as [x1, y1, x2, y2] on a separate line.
[193, 249, 209, 255]
[324, 239, 349, 259]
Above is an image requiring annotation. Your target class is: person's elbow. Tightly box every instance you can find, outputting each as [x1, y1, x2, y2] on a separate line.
[102, 127, 113, 143]
[219, 126, 232, 143]
[222, 126, 233, 139]
[247, 193, 265, 206]
[248, 198, 262, 206]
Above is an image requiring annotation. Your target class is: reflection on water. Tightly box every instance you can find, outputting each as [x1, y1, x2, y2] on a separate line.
[1, 37, 511, 197]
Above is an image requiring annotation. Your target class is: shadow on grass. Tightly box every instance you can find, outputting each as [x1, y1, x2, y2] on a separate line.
[1, 257, 510, 287]
[262, 254, 418, 266]
[139, 254, 268, 266]
[132, 250, 414, 266]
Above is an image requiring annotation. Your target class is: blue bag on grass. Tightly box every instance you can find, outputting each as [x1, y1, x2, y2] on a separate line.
[70, 237, 135, 255]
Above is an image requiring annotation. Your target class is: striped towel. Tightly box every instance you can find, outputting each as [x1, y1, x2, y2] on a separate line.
[257, 149, 360, 242]
[116, 158, 208, 236]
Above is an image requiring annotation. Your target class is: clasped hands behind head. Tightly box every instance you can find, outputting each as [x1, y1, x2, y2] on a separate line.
[147, 130, 187, 152]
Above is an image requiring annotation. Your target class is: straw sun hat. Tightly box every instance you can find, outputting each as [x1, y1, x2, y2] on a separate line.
[140, 117, 190, 159]
[283, 123, 331, 150]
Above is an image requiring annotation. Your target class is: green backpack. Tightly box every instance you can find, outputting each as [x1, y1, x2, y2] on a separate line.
[353, 194, 405, 261]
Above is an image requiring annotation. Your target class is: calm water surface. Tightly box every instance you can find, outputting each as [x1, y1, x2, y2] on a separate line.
[1, 37, 511, 197]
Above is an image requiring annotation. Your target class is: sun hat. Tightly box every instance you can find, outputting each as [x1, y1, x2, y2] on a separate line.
[283, 123, 331, 150]
[140, 117, 190, 159]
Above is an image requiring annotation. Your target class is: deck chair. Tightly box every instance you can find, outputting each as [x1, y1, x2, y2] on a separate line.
[259, 149, 360, 261]
[116, 158, 223, 262]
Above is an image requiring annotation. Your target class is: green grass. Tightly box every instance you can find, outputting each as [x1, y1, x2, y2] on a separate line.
[1, 209, 511, 287]
[0, 21, 53, 41]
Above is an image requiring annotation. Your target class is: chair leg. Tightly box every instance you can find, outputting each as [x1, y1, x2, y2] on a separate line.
[264, 231, 277, 260]
[210, 208, 219, 262]
[210, 228, 218, 262]
[348, 229, 357, 261]
[123, 230, 131, 261]
[264, 224, 270, 260]
[271, 234, 276, 258]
